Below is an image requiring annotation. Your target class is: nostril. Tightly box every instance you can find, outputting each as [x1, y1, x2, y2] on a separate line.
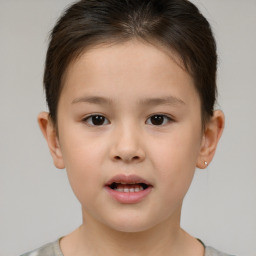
[113, 155, 140, 161]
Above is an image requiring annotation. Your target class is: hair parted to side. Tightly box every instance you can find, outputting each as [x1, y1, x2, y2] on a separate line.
[44, 0, 217, 127]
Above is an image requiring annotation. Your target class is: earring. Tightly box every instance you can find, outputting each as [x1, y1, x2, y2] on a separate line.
[204, 161, 208, 166]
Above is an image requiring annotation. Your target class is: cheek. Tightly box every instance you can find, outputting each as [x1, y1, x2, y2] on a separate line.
[149, 125, 202, 197]
[59, 129, 107, 203]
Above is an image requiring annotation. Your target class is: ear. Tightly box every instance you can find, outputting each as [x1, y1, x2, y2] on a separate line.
[37, 112, 65, 169]
[196, 110, 225, 169]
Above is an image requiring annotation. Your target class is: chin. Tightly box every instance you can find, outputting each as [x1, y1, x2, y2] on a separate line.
[102, 213, 159, 233]
[110, 224, 153, 233]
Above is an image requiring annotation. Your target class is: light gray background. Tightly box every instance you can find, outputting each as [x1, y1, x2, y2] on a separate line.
[0, 1, 255, 255]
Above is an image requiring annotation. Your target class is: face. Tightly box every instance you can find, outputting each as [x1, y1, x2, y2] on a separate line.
[56, 41, 204, 232]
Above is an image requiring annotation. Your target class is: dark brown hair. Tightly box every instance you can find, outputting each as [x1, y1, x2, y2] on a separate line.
[44, 0, 217, 127]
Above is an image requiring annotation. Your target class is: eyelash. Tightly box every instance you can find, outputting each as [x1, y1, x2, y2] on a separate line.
[146, 114, 173, 126]
[82, 114, 174, 126]
[82, 114, 110, 126]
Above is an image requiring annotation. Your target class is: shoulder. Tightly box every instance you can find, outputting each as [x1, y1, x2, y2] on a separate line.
[20, 239, 63, 256]
[205, 246, 236, 256]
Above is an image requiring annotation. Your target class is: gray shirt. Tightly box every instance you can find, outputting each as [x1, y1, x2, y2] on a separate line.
[20, 239, 235, 256]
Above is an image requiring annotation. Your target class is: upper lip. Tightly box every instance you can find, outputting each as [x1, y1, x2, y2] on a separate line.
[105, 174, 152, 186]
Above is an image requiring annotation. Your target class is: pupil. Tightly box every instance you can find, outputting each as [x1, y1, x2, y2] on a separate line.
[92, 115, 105, 125]
[151, 115, 163, 125]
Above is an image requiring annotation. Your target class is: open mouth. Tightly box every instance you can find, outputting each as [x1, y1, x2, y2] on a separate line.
[109, 182, 149, 192]
[105, 175, 152, 203]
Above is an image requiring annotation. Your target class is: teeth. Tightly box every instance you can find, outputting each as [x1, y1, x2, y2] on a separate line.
[114, 186, 144, 192]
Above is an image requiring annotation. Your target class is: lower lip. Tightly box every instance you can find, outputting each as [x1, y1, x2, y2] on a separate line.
[104, 186, 152, 204]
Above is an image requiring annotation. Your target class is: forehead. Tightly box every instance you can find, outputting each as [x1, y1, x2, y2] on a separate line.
[61, 40, 199, 106]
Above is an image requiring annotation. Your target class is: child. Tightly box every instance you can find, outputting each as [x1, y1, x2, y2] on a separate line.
[21, 0, 233, 255]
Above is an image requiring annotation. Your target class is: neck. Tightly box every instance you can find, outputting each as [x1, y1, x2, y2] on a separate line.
[82, 215, 180, 256]
[60, 209, 204, 256]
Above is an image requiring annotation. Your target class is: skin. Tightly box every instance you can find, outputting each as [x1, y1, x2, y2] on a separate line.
[38, 40, 224, 256]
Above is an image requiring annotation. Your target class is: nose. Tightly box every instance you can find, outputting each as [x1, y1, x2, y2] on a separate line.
[110, 123, 145, 163]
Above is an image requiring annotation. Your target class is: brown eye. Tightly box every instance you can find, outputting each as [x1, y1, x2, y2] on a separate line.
[83, 115, 109, 126]
[146, 115, 171, 126]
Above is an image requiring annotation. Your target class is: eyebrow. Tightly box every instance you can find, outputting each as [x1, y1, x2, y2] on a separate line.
[72, 95, 185, 106]
[72, 96, 113, 105]
[138, 96, 185, 106]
